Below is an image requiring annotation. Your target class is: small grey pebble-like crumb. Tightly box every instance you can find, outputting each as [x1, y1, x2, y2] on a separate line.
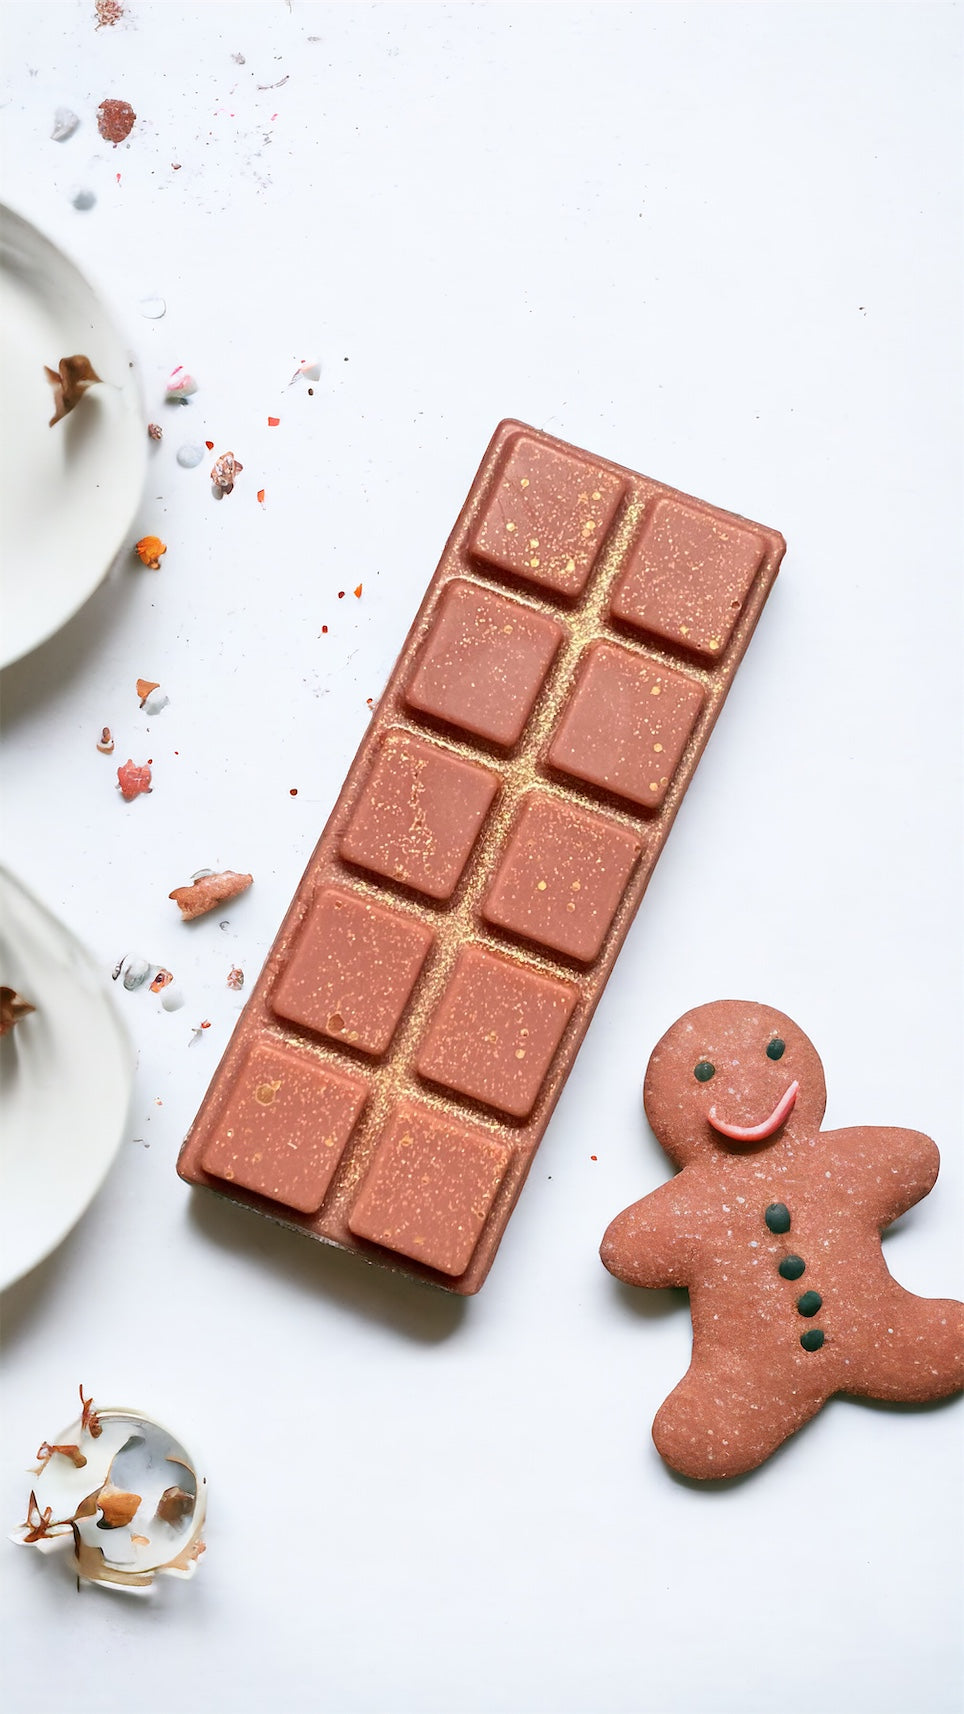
[71, 187, 96, 211]
[176, 444, 204, 468]
[52, 107, 80, 141]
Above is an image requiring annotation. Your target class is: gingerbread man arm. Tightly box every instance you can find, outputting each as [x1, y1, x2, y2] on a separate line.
[824, 1126, 941, 1226]
[600, 1176, 697, 1289]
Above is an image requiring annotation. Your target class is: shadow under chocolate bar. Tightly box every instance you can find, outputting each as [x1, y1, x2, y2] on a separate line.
[177, 421, 786, 1292]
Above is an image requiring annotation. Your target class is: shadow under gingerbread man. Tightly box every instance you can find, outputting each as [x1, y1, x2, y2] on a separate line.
[601, 1000, 964, 1479]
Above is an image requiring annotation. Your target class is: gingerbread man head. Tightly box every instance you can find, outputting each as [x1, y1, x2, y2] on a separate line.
[643, 1000, 827, 1168]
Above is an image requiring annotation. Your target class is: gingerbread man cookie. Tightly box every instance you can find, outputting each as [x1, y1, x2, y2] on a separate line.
[600, 1001, 963, 1478]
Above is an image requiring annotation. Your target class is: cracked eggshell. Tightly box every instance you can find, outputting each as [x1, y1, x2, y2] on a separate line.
[15, 1405, 206, 1591]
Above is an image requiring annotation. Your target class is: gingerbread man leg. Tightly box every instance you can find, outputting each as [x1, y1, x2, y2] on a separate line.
[652, 1344, 830, 1480]
[842, 1285, 964, 1403]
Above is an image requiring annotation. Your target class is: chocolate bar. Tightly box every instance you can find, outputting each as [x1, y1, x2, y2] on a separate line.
[178, 422, 785, 1292]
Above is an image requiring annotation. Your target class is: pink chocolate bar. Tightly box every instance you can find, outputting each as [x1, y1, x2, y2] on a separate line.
[177, 421, 785, 1292]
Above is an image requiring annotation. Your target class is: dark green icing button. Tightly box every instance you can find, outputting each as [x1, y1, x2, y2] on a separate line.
[764, 1202, 791, 1234]
[797, 1290, 822, 1317]
[800, 1328, 825, 1352]
[778, 1254, 806, 1281]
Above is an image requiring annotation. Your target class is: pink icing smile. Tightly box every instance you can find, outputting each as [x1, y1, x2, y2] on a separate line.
[708, 1080, 800, 1143]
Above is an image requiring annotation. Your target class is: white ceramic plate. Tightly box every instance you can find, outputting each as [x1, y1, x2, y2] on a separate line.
[0, 204, 146, 668]
[0, 867, 135, 1289]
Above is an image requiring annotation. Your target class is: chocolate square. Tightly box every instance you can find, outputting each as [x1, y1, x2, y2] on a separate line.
[339, 731, 500, 900]
[200, 1042, 367, 1214]
[483, 792, 643, 963]
[548, 641, 704, 811]
[611, 497, 766, 660]
[416, 944, 578, 1119]
[405, 579, 564, 747]
[271, 887, 434, 1056]
[348, 1101, 511, 1276]
[470, 431, 625, 598]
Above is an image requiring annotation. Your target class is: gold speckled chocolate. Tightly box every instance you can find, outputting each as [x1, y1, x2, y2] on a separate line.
[177, 421, 786, 1293]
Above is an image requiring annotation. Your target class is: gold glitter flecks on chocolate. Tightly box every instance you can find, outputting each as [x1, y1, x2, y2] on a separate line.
[0, 987, 36, 1036]
[96, 98, 135, 145]
[44, 355, 102, 426]
[169, 870, 253, 921]
[210, 451, 242, 495]
[135, 536, 166, 569]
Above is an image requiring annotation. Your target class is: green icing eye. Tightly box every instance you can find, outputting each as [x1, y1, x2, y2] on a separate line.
[766, 1038, 785, 1061]
[694, 1061, 716, 1083]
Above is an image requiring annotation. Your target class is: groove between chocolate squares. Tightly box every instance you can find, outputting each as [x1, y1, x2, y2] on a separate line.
[177, 420, 784, 1292]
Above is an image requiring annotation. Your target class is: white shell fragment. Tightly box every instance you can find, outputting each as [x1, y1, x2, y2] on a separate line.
[289, 356, 321, 384]
[165, 366, 197, 401]
[176, 443, 204, 468]
[11, 1390, 206, 1592]
[52, 108, 80, 142]
[113, 953, 151, 992]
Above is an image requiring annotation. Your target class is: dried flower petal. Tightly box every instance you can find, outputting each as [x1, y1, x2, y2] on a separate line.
[0, 988, 36, 1036]
[117, 759, 152, 801]
[136, 678, 160, 706]
[79, 1385, 103, 1438]
[20, 1492, 60, 1544]
[135, 535, 166, 569]
[169, 870, 253, 921]
[226, 965, 244, 990]
[166, 366, 198, 401]
[96, 1485, 142, 1529]
[97, 726, 115, 754]
[96, 98, 136, 145]
[36, 1442, 87, 1471]
[44, 354, 102, 426]
[210, 451, 242, 495]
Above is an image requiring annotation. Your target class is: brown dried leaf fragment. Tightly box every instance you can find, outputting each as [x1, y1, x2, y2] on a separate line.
[0, 987, 35, 1036]
[79, 1384, 103, 1438]
[154, 1485, 194, 1526]
[169, 870, 253, 921]
[44, 355, 102, 426]
[36, 1441, 87, 1470]
[96, 1484, 142, 1529]
[21, 1491, 59, 1543]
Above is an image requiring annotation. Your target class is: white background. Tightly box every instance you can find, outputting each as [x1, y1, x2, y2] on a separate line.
[1, 4, 961, 1712]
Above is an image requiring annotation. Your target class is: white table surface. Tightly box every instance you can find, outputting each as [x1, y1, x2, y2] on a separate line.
[1, 4, 961, 1712]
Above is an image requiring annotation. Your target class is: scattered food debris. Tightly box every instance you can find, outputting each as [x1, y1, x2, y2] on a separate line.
[112, 953, 151, 991]
[231, 51, 246, 65]
[166, 366, 198, 402]
[12, 1385, 206, 1590]
[257, 73, 289, 90]
[354, 583, 363, 598]
[135, 535, 166, 569]
[97, 726, 115, 754]
[70, 187, 97, 211]
[257, 488, 265, 504]
[0, 988, 36, 1036]
[51, 107, 79, 141]
[149, 969, 174, 993]
[44, 355, 102, 426]
[320, 624, 328, 634]
[189, 1019, 212, 1045]
[136, 678, 160, 706]
[138, 295, 166, 320]
[210, 451, 242, 495]
[147, 421, 163, 440]
[116, 759, 152, 801]
[176, 443, 204, 468]
[226, 966, 244, 990]
[267, 416, 280, 427]
[96, 98, 136, 145]
[289, 357, 321, 385]
[169, 869, 253, 920]
[161, 986, 185, 1013]
[95, 0, 126, 27]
